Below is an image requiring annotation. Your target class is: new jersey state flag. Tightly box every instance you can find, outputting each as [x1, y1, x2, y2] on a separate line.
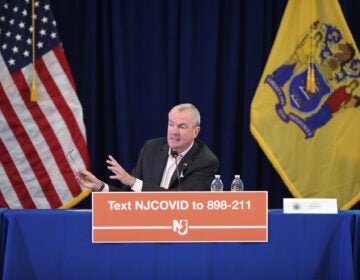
[250, 0, 360, 209]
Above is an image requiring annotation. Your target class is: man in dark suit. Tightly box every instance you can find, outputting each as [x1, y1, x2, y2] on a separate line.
[76, 103, 219, 192]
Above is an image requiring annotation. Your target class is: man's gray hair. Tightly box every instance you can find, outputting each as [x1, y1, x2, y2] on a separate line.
[170, 103, 201, 127]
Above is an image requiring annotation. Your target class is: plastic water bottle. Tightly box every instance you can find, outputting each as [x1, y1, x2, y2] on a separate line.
[211, 175, 223, 191]
[231, 175, 244, 191]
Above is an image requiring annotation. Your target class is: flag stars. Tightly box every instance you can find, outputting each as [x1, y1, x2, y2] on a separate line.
[0, 0, 61, 71]
[37, 41, 43, 49]
[39, 28, 46, 36]
[12, 46, 19, 54]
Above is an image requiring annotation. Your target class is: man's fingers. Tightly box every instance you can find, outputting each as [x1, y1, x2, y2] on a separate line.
[108, 155, 119, 164]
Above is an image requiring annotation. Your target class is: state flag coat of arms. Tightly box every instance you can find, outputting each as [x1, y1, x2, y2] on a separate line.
[250, 0, 360, 209]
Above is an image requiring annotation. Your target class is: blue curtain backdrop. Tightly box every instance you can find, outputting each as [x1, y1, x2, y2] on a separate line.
[49, 0, 360, 209]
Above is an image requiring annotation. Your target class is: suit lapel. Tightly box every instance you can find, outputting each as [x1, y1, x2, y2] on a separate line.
[168, 141, 198, 188]
[155, 142, 170, 182]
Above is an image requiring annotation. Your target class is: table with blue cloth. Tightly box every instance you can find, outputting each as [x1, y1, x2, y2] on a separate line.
[1, 209, 359, 280]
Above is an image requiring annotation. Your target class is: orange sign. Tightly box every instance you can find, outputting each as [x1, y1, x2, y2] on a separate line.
[92, 191, 268, 243]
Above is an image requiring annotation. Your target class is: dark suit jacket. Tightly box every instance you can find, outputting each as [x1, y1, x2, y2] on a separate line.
[109, 137, 219, 192]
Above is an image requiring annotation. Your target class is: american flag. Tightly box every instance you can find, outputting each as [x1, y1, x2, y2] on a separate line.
[0, 0, 90, 208]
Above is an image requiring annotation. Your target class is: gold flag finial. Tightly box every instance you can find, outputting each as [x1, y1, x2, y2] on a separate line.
[30, 74, 37, 102]
[306, 62, 316, 93]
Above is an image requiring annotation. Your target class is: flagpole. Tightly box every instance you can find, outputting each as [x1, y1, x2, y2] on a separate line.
[306, 1, 315, 94]
[30, 0, 37, 102]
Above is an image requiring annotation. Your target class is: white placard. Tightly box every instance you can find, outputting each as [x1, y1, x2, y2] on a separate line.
[283, 198, 338, 214]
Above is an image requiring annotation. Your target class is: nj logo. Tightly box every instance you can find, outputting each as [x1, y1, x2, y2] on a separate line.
[172, 219, 188, 235]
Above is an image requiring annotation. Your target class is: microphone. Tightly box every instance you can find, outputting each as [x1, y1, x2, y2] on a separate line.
[170, 149, 178, 158]
[171, 149, 181, 191]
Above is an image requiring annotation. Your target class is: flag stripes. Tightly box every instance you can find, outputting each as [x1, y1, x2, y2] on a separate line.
[39, 46, 90, 170]
[0, 49, 89, 208]
[0, 138, 32, 208]
[0, 79, 62, 208]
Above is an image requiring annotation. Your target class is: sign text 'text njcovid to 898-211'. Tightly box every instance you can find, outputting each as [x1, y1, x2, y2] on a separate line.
[106, 199, 251, 211]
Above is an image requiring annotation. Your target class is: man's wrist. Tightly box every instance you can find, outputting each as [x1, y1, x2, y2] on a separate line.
[130, 176, 136, 187]
[97, 181, 105, 192]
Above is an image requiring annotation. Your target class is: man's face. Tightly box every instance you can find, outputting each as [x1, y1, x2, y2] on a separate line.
[167, 108, 200, 153]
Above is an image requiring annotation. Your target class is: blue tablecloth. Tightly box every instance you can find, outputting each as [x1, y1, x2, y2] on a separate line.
[0, 209, 358, 280]
[0, 208, 8, 279]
